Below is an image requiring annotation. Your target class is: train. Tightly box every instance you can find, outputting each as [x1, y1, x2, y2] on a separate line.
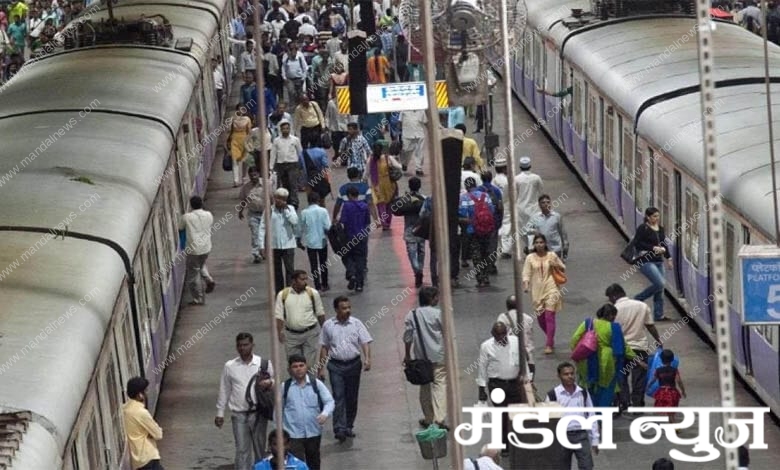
[0, 0, 239, 468]
[486, 0, 780, 416]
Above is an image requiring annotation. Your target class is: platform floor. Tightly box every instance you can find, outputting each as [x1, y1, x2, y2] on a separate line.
[154, 79, 780, 469]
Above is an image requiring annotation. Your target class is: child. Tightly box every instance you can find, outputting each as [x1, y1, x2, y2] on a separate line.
[647, 349, 687, 423]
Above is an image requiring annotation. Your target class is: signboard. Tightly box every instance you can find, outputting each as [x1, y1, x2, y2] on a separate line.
[739, 245, 780, 324]
[366, 82, 428, 113]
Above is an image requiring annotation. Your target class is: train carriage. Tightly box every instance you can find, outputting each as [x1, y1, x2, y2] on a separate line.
[0, 0, 235, 468]
[493, 0, 780, 416]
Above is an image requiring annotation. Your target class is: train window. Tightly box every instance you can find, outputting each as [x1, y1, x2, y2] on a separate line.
[621, 124, 634, 195]
[166, 175, 182, 253]
[604, 108, 614, 173]
[119, 300, 140, 378]
[524, 33, 532, 77]
[587, 93, 597, 151]
[142, 243, 162, 327]
[754, 324, 778, 350]
[726, 222, 735, 304]
[76, 392, 105, 469]
[152, 207, 171, 288]
[134, 260, 152, 367]
[659, 168, 670, 227]
[177, 133, 192, 203]
[562, 66, 570, 119]
[742, 224, 751, 245]
[634, 144, 643, 205]
[573, 78, 583, 136]
[684, 190, 700, 268]
[99, 349, 123, 467]
[534, 35, 542, 84]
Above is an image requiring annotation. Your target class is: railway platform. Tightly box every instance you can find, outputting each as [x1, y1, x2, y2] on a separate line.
[154, 80, 780, 469]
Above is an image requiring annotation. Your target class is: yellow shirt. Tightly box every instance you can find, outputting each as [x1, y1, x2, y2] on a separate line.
[461, 137, 484, 170]
[122, 400, 163, 469]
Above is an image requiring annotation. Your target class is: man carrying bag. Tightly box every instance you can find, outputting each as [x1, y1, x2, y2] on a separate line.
[403, 287, 448, 429]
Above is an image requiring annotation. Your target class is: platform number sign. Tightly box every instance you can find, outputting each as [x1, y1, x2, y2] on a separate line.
[739, 246, 780, 325]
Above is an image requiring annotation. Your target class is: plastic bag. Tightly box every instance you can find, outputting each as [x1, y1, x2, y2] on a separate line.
[415, 424, 448, 443]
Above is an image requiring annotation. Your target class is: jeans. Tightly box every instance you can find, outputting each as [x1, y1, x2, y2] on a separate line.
[344, 239, 368, 285]
[285, 78, 305, 106]
[635, 261, 666, 320]
[289, 436, 322, 470]
[618, 348, 649, 408]
[307, 247, 329, 289]
[327, 357, 363, 435]
[300, 125, 322, 148]
[273, 248, 295, 292]
[231, 412, 268, 470]
[405, 239, 426, 275]
[247, 212, 264, 257]
[138, 460, 164, 470]
[559, 430, 593, 469]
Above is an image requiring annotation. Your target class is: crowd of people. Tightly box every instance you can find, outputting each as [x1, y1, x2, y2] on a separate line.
[110, 1, 766, 469]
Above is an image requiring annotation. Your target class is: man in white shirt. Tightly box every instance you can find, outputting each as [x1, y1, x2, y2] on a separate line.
[270, 120, 304, 208]
[212, 57, 225, 116]
[240, 40, 256, 75]
[464, 445, 504, 470]
[400, 109, 427, 175]
[178, 196, 215, 305]
[260, 188, 300, 290]
[281, 41, 308, 106]
[460, 156, 482, 193]
[215, 332, 274, 470]
[546, 362, 599, 470]
[607, 283, 659, 410]
[297, 16, 318, 38]
[493, 156, 514, 258]
[496, 295, 535, 380]
[513, 156, 543, 249]
[476, 322, 528, 451]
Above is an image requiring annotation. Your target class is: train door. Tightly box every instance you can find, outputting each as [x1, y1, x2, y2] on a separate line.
[726, 220, 751, 373]
[673, 169, 684, 294]
[598, 97, 606, 196]
[97, 346, 124, 470]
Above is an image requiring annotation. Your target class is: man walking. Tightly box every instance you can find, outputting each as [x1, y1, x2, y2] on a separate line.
[254, 430, 309, 470]
[496, 295, 536, 381]
[529, 194, 569, 260]
[339, 186, 371, 292]
[179, 196, 215, 305]
[215, 333, 274, 470]
[275, 270, 327, 368]
[546, 362, 599, 470]
[270, 119, 304, 208]
[123, 377, 164, 470]
[261, 188, 299, 291]
[300, 192, 331, 291]
[476, 322, 529, 452]
[399, 177, 426, 287]
[333, 167, 379, 222]
[493, 156, 514, 259]
[514, 156, 543, 248]
[318, 295, 373, 442]
[238, 167, 267, 264]
[404, 286, 447, 428]
[283, 354, 335, 470]
[606, 283, 659, 411]
[337, 122, 372, 179]
[400, 109, 427, 175]
[458, 177, 495, 287]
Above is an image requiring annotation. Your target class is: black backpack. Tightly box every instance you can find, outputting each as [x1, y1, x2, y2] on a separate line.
[283, 374, 324, 412]
[245, 359, 275, 420]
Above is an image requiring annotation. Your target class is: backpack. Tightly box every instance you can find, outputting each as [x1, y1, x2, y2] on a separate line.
[283, 374, 324, 412]
[328, 222, 349, 253]
[469, 193, 495, 237]
[245, 359, 275, 420]
[547, 387, 589, 405]
[281, 286, 316, 320]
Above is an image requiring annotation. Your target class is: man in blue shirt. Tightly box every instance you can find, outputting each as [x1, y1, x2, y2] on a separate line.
[283, 355, 335, 470]
[458, 177, 495, 288]
[339, 186, 371, 292]
[299, 192, 331, 291]
[254, 430, 309, 470]
[332, 167, 378, 222]
[303, 142, 331, 201]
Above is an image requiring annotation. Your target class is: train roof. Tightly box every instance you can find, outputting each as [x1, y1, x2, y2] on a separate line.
[0, 112, 172, 450]
[0, 47, 198, 136]
[639, 84, 780, 239]
[528, 0, 591, 43]
[563, 17, 780, 119]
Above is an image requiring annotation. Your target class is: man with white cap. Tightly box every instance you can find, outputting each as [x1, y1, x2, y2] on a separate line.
[513, 156, 544, 251]
[261, 187, 300, 291]
[493, 155, 513, 258]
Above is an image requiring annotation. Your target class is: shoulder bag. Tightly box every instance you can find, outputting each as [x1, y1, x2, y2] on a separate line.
[404, 309, 435, 385]
[550, 257, 567, 285]
[571, 318, 598, 362]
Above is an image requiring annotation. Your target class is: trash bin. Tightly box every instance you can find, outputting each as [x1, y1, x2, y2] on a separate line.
[416, 424, 448, 460]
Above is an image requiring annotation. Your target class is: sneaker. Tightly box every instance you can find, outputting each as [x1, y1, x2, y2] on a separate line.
[335, 433, 347, 443]
[189, 299, 204, 306]
[415, 170, 424, 176]
[253, 255, 261, 264]
[345, 430, 356, 438]
[347, 277, 356, 290]
[355, 284, 363, 292]
[204, 280, 216, 293]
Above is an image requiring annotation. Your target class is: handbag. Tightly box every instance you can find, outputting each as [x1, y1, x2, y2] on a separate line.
[571, 318, 598, 361]
[404, 309, 435, 385]
[222, 153, 233, 172]
[620, 236, 639, 264]
[386, 155, 403, 182]
[551, 265, 567, 285]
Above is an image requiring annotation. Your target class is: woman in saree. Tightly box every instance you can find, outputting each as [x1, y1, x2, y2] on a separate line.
[570, 303, 636, 407]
